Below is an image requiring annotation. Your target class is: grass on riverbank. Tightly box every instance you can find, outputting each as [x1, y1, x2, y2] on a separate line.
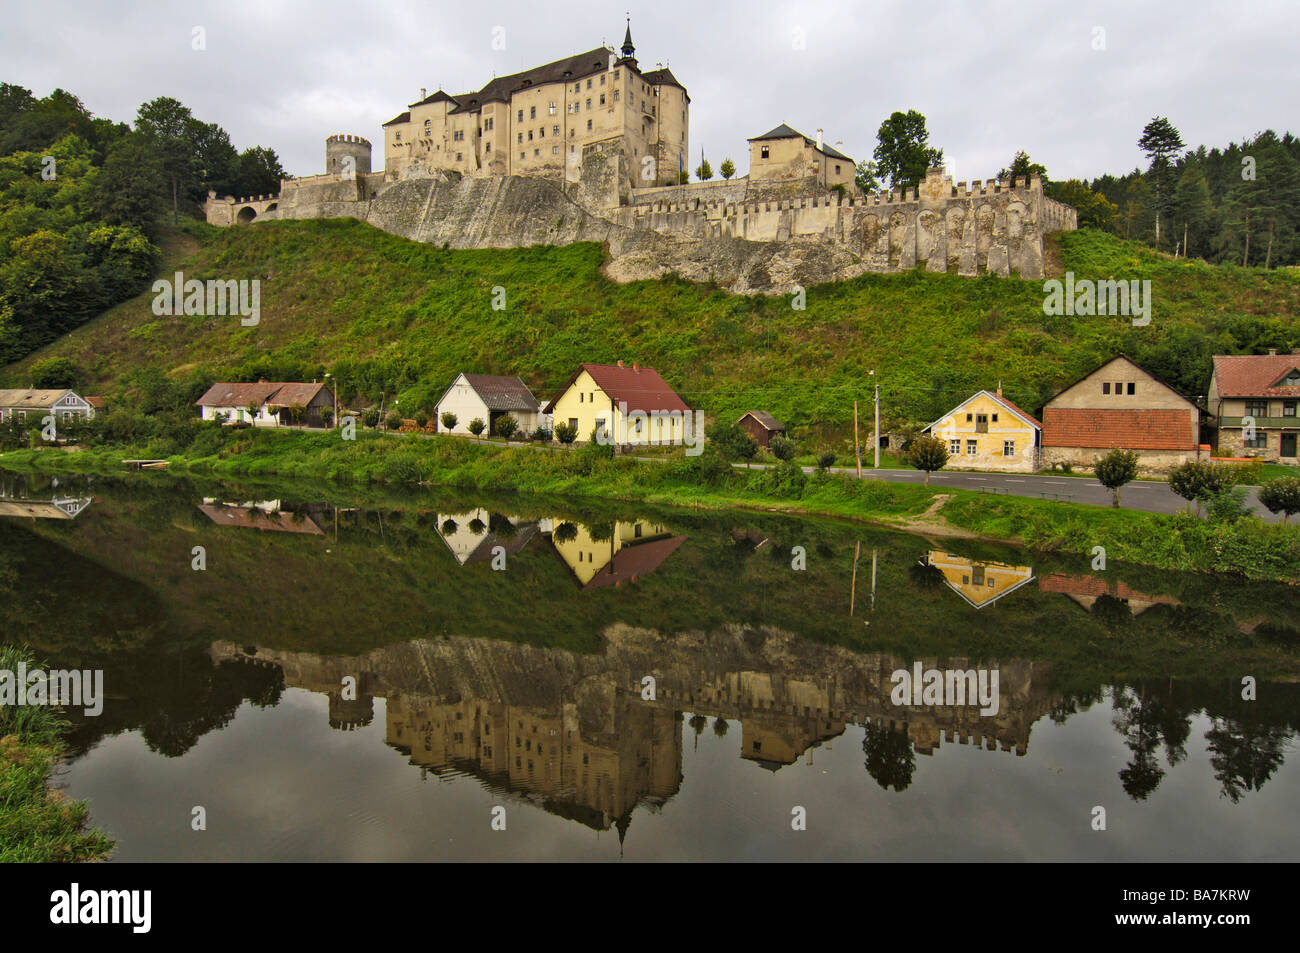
[4, 427, 1299, 582]
[0, 645, 114, 862]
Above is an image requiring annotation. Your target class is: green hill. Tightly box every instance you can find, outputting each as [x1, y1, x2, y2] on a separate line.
[4, 219, 1298, 441]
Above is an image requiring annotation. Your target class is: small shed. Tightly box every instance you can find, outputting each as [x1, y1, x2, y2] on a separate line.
[737, 410, 785, 448]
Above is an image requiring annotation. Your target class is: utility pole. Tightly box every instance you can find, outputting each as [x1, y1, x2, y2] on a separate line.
[870, 369, 880, 469]
[854, 401, 862, 478]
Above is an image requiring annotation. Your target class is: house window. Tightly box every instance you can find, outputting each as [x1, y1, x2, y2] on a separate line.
[600, 74, 605, 85]
[1127, 382, 1136, 395]
[975, 414, 988, 433]
[965, 413, 973, 422]
[1003, 440, 1015, 456]
[1114, 381, 1123, 393]
[761, 146, 769, 159]
[569, 418, 578, 431]
[949, 439, 961, 455]
[1102, 382, 1111, 394]
[1245, 399, 1268, 418]
[579, 393, 583, 403]
[613, 69, 619, 79]
[991, 413, 998, 422]
[520, 152, 525, 159]
[534, 149, 539, 156]
[1244, 431, 1268, 449]
[527, 130, 533, 141]
[538, 127, 544, 138]
[1284, 400, 1297, 417]
[966, 439, 977, 456]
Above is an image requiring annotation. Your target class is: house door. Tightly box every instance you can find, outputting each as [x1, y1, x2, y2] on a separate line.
[1282, 433, 1297, 458]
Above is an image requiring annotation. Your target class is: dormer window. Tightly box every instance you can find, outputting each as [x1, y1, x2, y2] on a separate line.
[760, 146, 769, 159]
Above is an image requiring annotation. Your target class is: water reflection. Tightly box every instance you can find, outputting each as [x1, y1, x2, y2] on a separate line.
[0, 472, 92, 520]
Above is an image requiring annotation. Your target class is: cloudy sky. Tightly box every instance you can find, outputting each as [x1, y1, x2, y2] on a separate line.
[6, 0, 1298, 182]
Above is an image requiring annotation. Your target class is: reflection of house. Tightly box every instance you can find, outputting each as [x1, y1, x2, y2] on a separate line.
[549, 518, 685, 588]
[195, 381, 335, 428]
[435, 510, 539, 565]
[1038, 573, 1180, 616]
[1207, 350, 1300, 463]
[922, 387, 1041, 472]
[197, 500, 326, 535]
[924, 550, 1035, 608]
[0, 496, 92, 519]
[434, 373, 545, 436]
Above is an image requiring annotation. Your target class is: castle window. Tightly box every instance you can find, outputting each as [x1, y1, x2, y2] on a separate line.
[600, 93, 606, 105]
[517, 109, 523, 122]
[835, 165, 841, 174]
[528, 130, 533, 141]
[553, 125, 559, 136]
[530, 106, 536, 119]
[586, 78, 592, 88]
[485, 143, 491, 152]
[600, 74, 605, 85]
[614, 89, 620, 101]
[574, 83, 580, 93]
[760, 146, 769, 159]
[552, 145, 558, 154]
[395, 132, 401, 141]
[534, 148, 539, 156]
[548, 101, 556, 114]
[539, 127, 544, 138]
[587, 119, 592, 131]
[518, 133, 523, 143]
[520, 152, 525, 159]
[456, 153, 462, 161]
[570, 129, 575, 137]
[586, 98, 591, 109]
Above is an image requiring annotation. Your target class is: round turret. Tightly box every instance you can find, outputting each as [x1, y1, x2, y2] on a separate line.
[325, 134, 372, 177]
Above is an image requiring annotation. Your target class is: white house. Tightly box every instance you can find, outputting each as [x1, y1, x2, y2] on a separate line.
[195, 381, 334, 428]
[0, 389, 95, 425]
[435, 373, 545, 436]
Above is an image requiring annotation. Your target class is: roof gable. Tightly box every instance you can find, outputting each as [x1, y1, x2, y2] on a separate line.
[544, 363, 690, 414]
[748, 123, 851, 161]
[924, 390, 1042, 433]
[1044, 355, 1195, 409]
[738, 410, 784, 431]
[456, 373, 540, 411]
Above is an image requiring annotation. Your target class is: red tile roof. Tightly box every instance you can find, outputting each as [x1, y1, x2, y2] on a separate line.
[1212, 353, 1300, 398]
[583, 535, 687, 590]
[1042, 408, 1197, 450]
[197, 504, 325, 535]
[1039, 573, 1179, 606]
[544, 363, 691, 414]
[195, 382, 332, 408]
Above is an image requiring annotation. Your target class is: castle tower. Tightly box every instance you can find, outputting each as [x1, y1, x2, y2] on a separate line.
[325, 134, 372, 177]
[620, 18, 637, 68]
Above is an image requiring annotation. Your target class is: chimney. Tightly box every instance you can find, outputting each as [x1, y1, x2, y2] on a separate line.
[816, 128, 824, 151]
[617, 360, 624, 367]
[996, 381, 1002, 398]
[420, 87, 427, 100]
[633, 362, 640, 372]
[1268, 348, 1278, 356]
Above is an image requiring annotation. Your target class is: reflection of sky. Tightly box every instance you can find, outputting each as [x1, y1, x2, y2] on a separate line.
[60, 689, 1300, 862]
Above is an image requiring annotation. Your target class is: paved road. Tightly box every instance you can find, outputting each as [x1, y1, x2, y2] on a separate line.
[819, 466, 1281, 524]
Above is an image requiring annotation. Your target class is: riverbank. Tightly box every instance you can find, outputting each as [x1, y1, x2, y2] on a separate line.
[0, 645, 113, 862]
[2, 430, 1298, 582]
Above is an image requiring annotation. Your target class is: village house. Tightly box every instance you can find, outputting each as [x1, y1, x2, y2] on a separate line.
[195, 381, 335, 428]
[1206, 350, 1300, 464]
[922, 551, 1036, 609]
[0, 389, 95, 426]
[1038, 355, 1202, 471]
[747, 123, 855, 192]
[922, 387, 1041, 472]
[736, 410, 785, 448]
[434, 373, 544, 436]
[544, 361, 691, 446]
[548, 518, 686, 590]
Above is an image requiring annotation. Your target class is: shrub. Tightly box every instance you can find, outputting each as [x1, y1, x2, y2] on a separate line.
[1258, 476, 1300, 525]
[441, 518, 458, 535]
[414, 411, 429, 429]
[494, 413, 519, 439]
[1093, 449, 1140, 507]
[763, 459, 807, 497]
[319, 408, 334, 427]
[554, 421, 577, 444]
[385, 410, 402, 430]
[1205, 486, 1252, 523]
[30, 357, 80, 389]
[468, 417, 486, 436]
[706, 421, 758, 462]
[817, 450, 837, 471]
[907, 435, 949, 485]
[381, 454, 423, 483]
[363, 408, 380, 428]
[440, 411, 458, 431]
[531, 426, 552, 442]
[769, 434, 796, 461]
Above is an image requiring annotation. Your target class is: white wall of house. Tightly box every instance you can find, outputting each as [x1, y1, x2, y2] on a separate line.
[201, 404, 278, 426]
[435, 381, 492, 435]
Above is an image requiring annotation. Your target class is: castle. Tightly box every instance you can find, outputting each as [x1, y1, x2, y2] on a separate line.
[204, 22, 1077, 291]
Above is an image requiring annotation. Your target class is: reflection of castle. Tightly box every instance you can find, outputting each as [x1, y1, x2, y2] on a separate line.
[209, 626, 1056, 837]
[924, 551, 1035, 608]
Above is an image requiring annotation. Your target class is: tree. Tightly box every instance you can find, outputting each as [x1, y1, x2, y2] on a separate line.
[907, 434, 949, 486]
[385, 410, 402, 430]
[695, 157, 713, 181]
[705, 421, 757, 462]
[29, 357, 79, 389]
[319, 408, 333, 427]
[1172, 164, 1212, 256]
[1094, 449, 1140, 507]
[1046, 180, 1118, 231]
[872, 110, 943, 193]
[414, 411, 429, 429]
[1168, 460, 1208, 513]
[996, 150, 1048, 182]
[440, 411, 458, 431]
[817, 450, 837, 470]
[719, 157, 736, 180]
[93, 134, 164, 235]
[1137, 117, 1185, 248]
[854, 159, 880, 193]
[135, 97, 198, 224]
[554, 421, 577, 444]
[235, 146, 286, 198]
[494, 413, 519, 439]
[1257, 477, 1300, 525]
[769, 434, 796, 461]
[468, 417, 486, 437]
[677, 171, 689, 185]
[245, 402, 261, 425]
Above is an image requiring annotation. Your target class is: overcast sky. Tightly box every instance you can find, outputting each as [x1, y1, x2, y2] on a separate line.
[6, 0, 1298, 182]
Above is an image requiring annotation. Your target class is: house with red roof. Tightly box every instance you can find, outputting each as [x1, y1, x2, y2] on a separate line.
[1207, 350, 1300, 463]
[542, 361, 692, 446]
[1039, 356, 1202, 471]
[195, 381, 335, 428]
[922, 386, 1041, 472]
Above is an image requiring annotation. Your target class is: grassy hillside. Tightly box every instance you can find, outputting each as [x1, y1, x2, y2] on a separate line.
[3, 219, 1298, 443]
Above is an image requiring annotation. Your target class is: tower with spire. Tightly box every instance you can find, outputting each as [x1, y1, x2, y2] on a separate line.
[620, 16, 637, 67]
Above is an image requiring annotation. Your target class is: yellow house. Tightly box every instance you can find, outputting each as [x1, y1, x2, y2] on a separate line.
[923, 388, 1042, 472]
[543, 362, 692, 446]
[924, 551, 1035, 609]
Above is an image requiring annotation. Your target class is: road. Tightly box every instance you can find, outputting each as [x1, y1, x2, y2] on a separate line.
[818, 466, 1282, 524]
